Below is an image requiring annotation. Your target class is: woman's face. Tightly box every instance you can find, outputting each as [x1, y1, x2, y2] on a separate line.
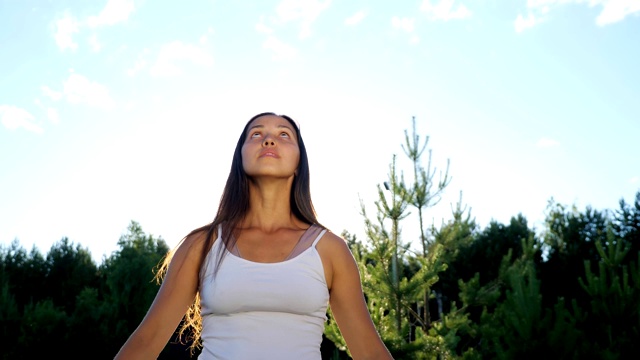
[241, 115, 300, 179]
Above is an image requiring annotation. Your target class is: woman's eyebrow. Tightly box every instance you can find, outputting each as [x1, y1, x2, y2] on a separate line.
[248, 123, 295, 134]
[278, 124, 295, 132]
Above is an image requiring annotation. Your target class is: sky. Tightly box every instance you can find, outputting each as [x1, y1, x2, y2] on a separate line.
[1, 0, 639, 263]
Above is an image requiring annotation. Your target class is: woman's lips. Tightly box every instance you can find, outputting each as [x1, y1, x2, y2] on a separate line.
[259, 149, 279, 158]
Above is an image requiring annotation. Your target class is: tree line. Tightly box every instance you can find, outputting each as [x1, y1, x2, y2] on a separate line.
[1, 117, 638, 359]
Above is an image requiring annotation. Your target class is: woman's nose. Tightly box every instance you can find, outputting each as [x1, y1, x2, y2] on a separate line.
[263, 136, 275, 147]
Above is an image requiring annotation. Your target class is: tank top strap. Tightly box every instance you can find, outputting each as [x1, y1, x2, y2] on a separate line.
[217, 224, 223, 239]
[283, 224, 325, 260]
[298, 224, 325, 248]
[217, 224, 328, 261]
[312, 228, 327, 246]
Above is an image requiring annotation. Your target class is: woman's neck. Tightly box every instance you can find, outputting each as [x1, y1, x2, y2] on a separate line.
[243, 179, 301, 232]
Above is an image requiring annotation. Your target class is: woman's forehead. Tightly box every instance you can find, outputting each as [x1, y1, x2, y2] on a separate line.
[248, 115, 297, 133]
[250, 114, 285, 124]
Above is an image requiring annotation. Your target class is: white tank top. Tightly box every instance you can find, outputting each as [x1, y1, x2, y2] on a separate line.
[198, 225, 329, 360]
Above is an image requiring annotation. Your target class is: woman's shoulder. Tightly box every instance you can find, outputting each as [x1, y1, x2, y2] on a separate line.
[316, 227, 344, 243]
[185, 224, 213, 243]
[314, 228, 359, 289]
[176, 224, 216, 259]
[315, 228, 352, 258]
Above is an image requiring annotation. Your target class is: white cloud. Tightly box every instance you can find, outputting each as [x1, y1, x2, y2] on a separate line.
[41, 73, 115, 109]
[391, 16, 420, 43]
[52, 1, 133, 51]
[596, 0, 640, 26]
[520, 0, 640, 30]
[263, 36, 298, 61]
[514, 12, 541, 32]
[536, 137, 560, 148]
[345, 10, 366, 26]
[149, 41, 214, 77]
[47, 108, 60, 124]
[526, 0, 569, 6]
[514, 1, 562, 32]
[63, 72, 115, 109]
[0, 105, 42, 133]
[256, 16, 274, 34]
[200, 27, 215, 45]
[87, 0, 135, 27]
[41, 86, 63, 101]
[127, 49, 150, 76]
[391, 16, 415, 32]
[630, 176, 639, 184]
[88, 34, 102, 52]
[275, 0, 332, 38]
[421, 0, 472, 21]
[54, 13, 79, 50]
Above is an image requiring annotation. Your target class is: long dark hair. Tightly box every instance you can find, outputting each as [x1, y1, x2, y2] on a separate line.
[155, 112, 323, 353]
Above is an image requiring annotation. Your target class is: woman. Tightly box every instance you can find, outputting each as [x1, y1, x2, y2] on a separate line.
[114, 112, 393, 359]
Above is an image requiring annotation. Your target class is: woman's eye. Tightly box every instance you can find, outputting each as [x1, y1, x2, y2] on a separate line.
[280, 132, 290, 138]
[251, 132, 261, 138]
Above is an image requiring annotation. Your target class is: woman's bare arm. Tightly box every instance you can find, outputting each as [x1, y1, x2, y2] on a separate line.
[320, 232, 393, 360]
[114, 231, 206, 360]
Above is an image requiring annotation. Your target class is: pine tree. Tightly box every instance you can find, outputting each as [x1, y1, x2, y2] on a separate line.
[326, 117, 451, 359]
[402, 116, 451, 330]
[577, 233, 640, 358]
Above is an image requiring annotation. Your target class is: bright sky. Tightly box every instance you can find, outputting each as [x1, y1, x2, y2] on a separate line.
[1, 0, 639, 263]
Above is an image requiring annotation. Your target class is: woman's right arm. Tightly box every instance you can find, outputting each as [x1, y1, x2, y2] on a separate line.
[114, 231, 207, 360]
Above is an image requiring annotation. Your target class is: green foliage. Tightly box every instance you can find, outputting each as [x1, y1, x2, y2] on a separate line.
[0, 220, 173, 359]
[428, 303, 479, 359]
[0, 240, 48, 312]
[612, 192, 640, 264]
[471, 237, 582, 359]
[18, 299, 68, 358]
[401, 116, 451, 257]
[461, 207, 640, 359]
[435, 213, 533, 323]
[540, 201, 609, 305]
[431, 196, 478, 264]
[99, 220, 169, 352]
[68, 287, 107, 353]
[0, 279, 20, 360]
[326, 118, 453, 359]
[577, 236, 640, 358]
[44, 237, 98, 313]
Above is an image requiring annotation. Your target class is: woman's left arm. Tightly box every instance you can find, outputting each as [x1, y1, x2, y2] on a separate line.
[320, 232, 394, 360]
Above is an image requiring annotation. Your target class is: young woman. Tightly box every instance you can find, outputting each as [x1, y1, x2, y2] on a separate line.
[114, 112, 393, 359]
